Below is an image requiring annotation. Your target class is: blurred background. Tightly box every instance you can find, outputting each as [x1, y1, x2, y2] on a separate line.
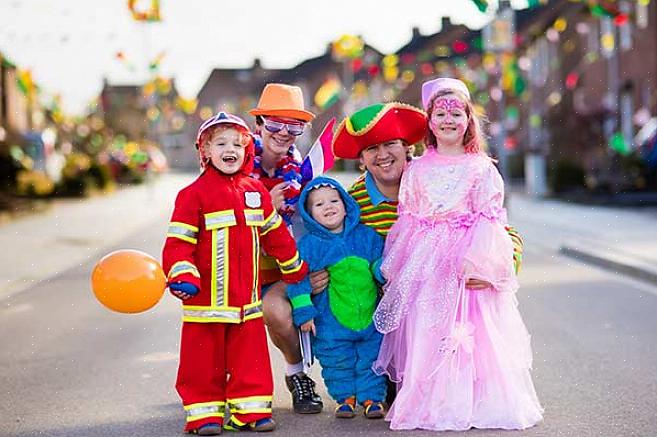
[1, 1, 656, 436]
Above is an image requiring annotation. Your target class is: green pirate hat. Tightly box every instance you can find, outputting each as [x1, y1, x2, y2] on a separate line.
[332, 102, 427, 159]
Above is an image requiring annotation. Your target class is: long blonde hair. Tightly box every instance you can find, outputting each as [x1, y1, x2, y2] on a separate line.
[425, 89, 487, 154]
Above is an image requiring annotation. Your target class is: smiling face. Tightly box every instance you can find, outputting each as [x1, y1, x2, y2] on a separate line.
[358, 139, 409, 187]
[306, 186, 346, 234]
[258, 116, 306, 157]
[203, 127, 246, 174]
[429, 94, 469, 150]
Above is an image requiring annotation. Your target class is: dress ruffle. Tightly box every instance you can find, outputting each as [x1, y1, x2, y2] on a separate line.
[372, 149, 543, 431]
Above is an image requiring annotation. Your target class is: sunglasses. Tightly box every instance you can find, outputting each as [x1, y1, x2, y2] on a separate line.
[263, 118, 305, 136]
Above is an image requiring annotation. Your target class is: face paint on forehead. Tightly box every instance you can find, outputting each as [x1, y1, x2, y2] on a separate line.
[434, 97, 466, 112]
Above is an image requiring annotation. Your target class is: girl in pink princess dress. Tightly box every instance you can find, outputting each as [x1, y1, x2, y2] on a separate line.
[373, 78, 543, 431]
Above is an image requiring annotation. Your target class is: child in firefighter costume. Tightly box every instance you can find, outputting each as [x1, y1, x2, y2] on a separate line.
[287, 176, 388, 419]
[162, 112, 307, 435]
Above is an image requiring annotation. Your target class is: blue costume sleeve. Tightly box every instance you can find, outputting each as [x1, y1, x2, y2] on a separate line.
[371, 258, 385, 284]
[286, 236, 319, 326]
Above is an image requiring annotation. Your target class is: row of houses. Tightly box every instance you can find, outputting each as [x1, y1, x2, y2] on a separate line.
[177, 0, 657, 196]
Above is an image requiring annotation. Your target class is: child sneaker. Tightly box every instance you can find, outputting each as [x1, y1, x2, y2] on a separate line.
[194, 422, 222, 435]
[224, 417, 276, 432]
[362, 400, 385, 419]
[334, 396, 357, 418]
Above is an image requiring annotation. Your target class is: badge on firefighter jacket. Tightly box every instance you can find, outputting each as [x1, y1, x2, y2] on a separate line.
[244, 191, 262, 208]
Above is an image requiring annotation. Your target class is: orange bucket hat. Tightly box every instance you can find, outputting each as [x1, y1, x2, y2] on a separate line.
[249, 83, 316, 122]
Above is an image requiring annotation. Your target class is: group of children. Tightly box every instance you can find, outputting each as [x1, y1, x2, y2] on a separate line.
[161, 78, 543, 435]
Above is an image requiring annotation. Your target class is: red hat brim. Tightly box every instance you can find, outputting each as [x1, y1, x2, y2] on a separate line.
[332, 103, 427, 160]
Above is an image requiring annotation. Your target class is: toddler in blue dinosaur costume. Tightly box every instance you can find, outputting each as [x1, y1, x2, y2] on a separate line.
[287, 176, 387, 419]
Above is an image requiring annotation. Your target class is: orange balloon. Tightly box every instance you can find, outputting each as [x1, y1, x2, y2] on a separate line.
[91, 249, 166, 314]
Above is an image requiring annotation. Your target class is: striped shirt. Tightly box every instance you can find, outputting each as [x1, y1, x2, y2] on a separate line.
[348, 172, 399, 237]
[348, 171, 524, 272]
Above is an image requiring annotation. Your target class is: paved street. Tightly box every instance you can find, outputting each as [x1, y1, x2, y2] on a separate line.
[1, 173, 656, 436]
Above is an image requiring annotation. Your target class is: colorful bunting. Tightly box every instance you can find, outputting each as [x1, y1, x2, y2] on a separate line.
[610, 132, 631, 155]
[127, 0, 161, 22]
[314, 78, 341, 110]
[471, 0, 489, 13]
[332, 35, 364, 60]
[149, 51, 166, 71]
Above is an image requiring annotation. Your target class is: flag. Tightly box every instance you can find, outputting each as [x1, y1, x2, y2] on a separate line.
[314, 78, 341, 111]
[471, 0, 489, 12]
[149, 51, 166, 71]
[527, 0, 548, 8]
[128, 0, 161, 22]
[589, 1, 621, 18]
[300, 118, 336, 184]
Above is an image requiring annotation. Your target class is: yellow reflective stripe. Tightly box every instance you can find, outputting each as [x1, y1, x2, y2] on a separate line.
[210, 227, 229, 308]
[184, 401, 225, 422]
[167, 221, 198, 244]
[244, 209, 265, 226]
[182, 306, 241, 323]
[243, 301, 263, 321]
[260, 211, 282, 236]
[278, 252, 303, 274]
[168, 261, 200, 279]
[251, 227, 259, 303]
[229, 416, 247, 427]
[228, 396, 272, 414]
[221, 229, 229, 306]
[205, 210, 236, 229]
[169, 221, 199, 232]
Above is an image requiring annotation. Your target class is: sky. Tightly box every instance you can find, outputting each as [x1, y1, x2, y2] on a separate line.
[0, 0, 529, 114]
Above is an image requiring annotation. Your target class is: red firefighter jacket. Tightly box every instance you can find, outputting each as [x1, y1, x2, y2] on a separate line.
[162, 165, 307, 323]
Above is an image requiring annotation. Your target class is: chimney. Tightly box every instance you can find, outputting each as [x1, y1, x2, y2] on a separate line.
[412, 27, 422, 40]
[252, 58, 262, 69]
[441, 17, 451, 31]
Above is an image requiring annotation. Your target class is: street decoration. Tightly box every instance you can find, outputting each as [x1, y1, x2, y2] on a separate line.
[91, 249, 166, 313]
[471, 0, 489, 13]
[115, 51, 137, 72]
[149, 51, 166, 72]
[16, 69, 36, 98]
[127, 0, 161, 22]
[314, 77, 341, 110]
[609, 132, 631, 156]
[332, 34, 364, 60]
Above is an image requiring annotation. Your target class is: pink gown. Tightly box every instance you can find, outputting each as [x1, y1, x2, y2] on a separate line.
[373, 148, 543, 431]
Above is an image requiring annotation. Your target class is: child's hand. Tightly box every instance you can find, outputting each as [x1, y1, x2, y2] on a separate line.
[300, 319, 316, 335]
[169, 282, 199, 300]
[270, 182, 287, 212]
[309, 270, 329, 295]
[466, 278, 492, 290]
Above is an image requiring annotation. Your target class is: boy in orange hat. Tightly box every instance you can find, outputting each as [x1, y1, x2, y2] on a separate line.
[162, 112, 307, 435]
[248, 84, 326, 415]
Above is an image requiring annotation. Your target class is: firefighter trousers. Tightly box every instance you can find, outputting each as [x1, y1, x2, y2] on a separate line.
[176, 318, 273, 431]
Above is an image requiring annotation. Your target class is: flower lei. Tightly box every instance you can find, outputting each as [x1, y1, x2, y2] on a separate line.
[252, 136, 302, 224]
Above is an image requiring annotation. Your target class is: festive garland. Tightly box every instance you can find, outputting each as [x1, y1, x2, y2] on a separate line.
[127, 0, 161, 22]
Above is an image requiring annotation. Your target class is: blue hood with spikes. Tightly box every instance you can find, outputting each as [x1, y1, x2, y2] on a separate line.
[297, 176, 362, 238]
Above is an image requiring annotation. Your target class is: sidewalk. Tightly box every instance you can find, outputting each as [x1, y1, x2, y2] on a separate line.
[1, 172, 656, 302]
[508, 191, 657, 285]
[0, 172, 194, 300]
